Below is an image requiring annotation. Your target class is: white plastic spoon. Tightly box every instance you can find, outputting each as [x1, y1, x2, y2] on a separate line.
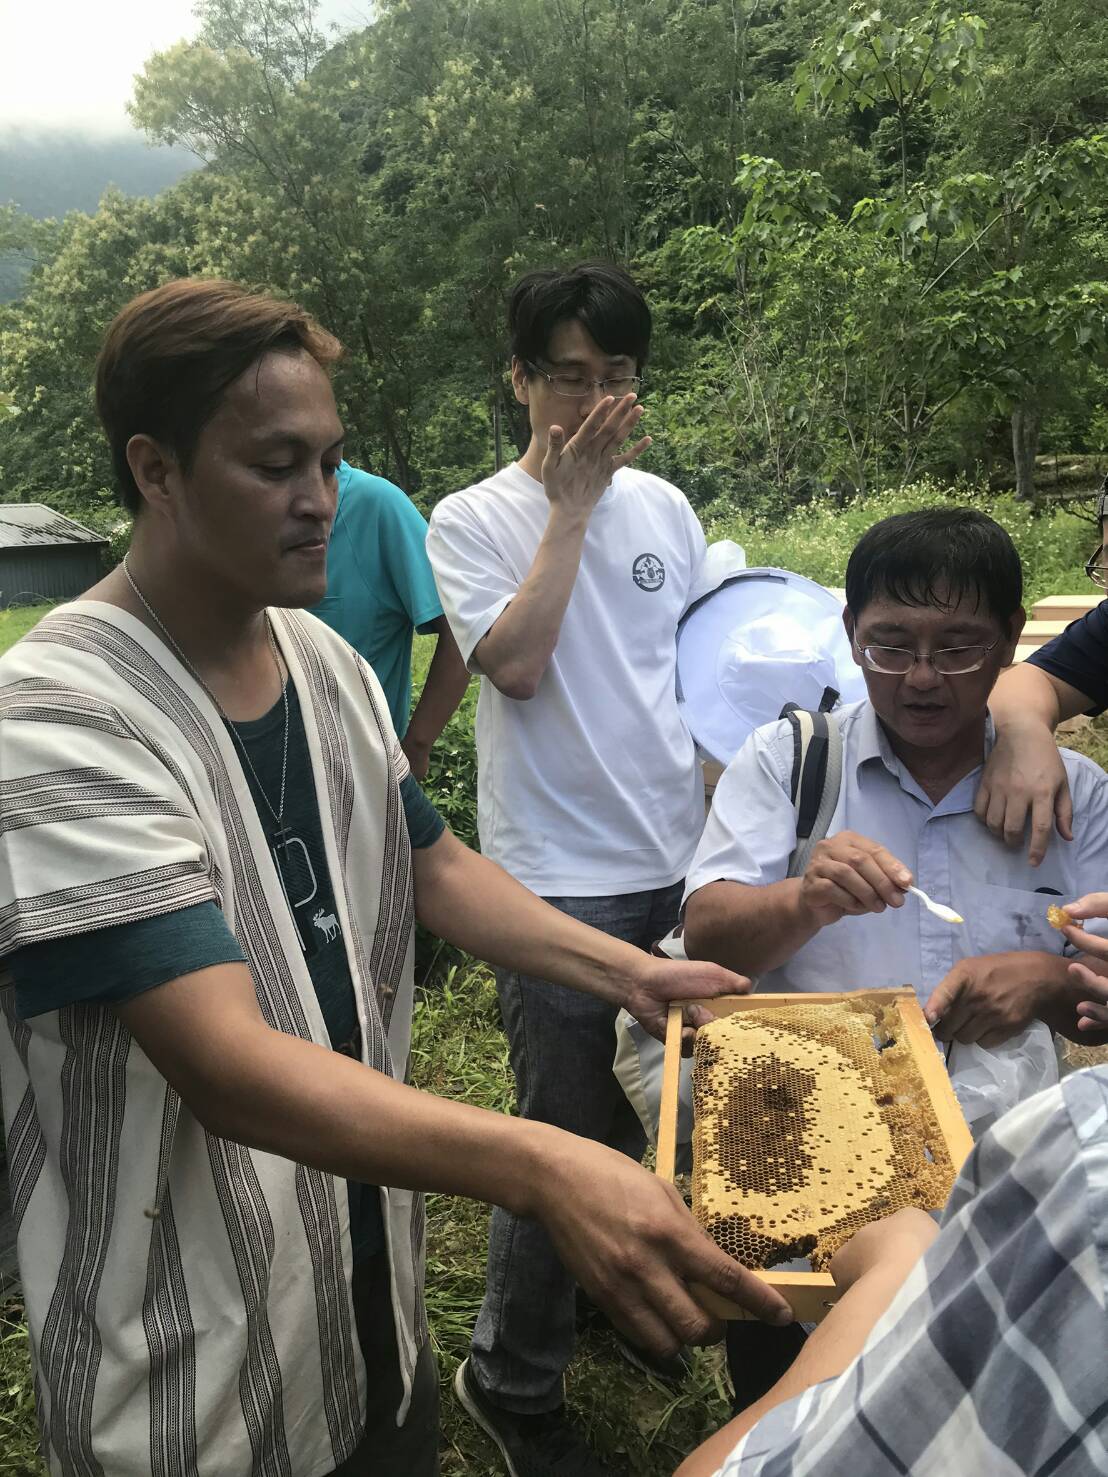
[906, 884, 963, 925]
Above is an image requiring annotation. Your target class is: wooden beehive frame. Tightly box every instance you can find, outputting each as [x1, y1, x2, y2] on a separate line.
[657, 989, 974, 1323]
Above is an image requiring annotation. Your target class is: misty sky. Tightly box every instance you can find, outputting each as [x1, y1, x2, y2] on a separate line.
[0, 0, 370, 136]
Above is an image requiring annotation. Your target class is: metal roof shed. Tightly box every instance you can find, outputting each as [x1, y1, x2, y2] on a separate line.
[0, 504, 110, 609]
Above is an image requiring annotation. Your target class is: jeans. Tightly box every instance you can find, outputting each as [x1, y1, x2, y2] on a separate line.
[328, 1250, 440, 1475]
[469, 881, 684, 1413]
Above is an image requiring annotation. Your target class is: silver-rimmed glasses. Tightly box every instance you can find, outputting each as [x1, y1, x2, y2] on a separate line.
[854, 639, 1001, 675]
[524, 360, 643, 398]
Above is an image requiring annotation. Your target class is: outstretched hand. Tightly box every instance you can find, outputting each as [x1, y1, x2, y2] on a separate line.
[541, 392, 651, 516]
[624, 955, 754, 1050]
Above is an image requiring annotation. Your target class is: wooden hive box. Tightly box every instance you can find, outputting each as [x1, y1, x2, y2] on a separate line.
[657, 989, 974, 1323]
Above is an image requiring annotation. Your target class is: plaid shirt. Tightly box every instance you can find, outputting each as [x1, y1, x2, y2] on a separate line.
[718, 1067, 1108, 1476]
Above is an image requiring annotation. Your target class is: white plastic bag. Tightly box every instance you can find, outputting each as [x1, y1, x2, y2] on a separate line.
[612, 1010, 693, 1173]
[947, 1023, 1058, 1136]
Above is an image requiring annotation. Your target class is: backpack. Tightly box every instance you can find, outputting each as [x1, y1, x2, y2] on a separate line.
[611, 707, 844, 1160]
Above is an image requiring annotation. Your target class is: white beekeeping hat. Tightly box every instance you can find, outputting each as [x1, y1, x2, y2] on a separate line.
[677, 550, 866, 766]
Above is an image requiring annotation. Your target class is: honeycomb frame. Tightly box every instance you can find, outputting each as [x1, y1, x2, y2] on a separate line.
[657, 989, 973, 1323]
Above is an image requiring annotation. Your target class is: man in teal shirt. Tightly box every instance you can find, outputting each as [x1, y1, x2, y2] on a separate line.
[311, 461, 470, 777]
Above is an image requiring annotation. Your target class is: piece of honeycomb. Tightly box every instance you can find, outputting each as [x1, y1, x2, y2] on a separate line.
[691, 997, 955, 1272]
[1047, 903, 1072, 931]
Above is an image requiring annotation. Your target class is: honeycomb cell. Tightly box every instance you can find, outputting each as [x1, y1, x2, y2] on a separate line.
[691, 998, 956, 1272]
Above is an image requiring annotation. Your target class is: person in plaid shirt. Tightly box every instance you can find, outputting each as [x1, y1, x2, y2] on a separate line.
[678, 1064, 1108, 1477]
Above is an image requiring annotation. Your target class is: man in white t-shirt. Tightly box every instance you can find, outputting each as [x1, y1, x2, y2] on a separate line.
[427, 263, 708, 1476]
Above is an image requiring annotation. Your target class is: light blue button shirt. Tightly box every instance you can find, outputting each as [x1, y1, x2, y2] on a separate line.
[684, 700, 1108, 1128]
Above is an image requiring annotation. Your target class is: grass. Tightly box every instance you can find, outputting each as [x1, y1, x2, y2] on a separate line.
[0, 607, 51, 654]
[1060, 712, 1108, 772]
[705, 483, 1100, 612]
[0, 1307, 40, 1477]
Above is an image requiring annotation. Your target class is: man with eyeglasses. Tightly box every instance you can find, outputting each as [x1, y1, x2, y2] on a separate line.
[427, 263, 710, 1476]
[682, 510, 1108, 1134]
[976, 477, 1108, 870]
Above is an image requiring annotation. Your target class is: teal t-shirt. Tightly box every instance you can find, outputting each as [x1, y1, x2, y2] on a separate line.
[309, 462, 443, 736]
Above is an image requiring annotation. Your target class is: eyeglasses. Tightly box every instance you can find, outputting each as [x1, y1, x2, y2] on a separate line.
[525, 361, 643, 398]
[854, 639, 1000, 675]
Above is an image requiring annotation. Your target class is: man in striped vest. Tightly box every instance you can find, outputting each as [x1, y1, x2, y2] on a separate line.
[0, 279, 789, 1477]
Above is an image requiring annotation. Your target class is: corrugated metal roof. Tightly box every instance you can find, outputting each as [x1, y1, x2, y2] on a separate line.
[0, 504, 110, 549]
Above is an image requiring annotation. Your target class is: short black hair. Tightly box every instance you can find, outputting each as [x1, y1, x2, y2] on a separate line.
[845, 508, 1023, 624]
[508, 263, 651, 370]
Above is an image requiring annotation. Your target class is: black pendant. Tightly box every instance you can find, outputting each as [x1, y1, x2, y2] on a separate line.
[272, 828, 318, 909]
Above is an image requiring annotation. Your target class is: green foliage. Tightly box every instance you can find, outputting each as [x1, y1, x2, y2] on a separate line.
[415, 638, 479, 853]
[798, 7, 987, 118]
[664, 31, 1108, 500]
[704, 479, 1096, 609]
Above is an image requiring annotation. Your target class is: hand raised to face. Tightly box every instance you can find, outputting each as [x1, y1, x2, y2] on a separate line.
[540, 392, 651, 518]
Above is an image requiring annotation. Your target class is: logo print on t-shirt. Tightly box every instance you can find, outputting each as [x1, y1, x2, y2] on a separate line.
[632, 552, 666, 591]
[313, 908, 341, 943]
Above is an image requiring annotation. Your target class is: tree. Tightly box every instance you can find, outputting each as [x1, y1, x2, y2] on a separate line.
[664, 7, 1108, 499]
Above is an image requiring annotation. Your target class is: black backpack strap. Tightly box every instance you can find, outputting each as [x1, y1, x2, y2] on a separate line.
[785, 709, 830, 840]
[782, 707, 844, 877]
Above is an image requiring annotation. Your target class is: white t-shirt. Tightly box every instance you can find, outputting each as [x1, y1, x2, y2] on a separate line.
[427, 462, 707, 896]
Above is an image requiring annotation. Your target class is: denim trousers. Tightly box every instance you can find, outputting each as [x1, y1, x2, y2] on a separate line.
[469, 881, 684, 1412]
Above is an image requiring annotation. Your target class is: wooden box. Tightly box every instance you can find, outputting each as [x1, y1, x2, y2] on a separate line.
[657, 989, 974, 1323]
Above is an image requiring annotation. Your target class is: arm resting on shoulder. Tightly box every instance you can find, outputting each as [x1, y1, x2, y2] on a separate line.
[978, 663, 1093, 863]
[989, 661, 1089, 731]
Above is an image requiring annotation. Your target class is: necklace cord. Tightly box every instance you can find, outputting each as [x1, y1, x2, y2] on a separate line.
[121, 557, 289, 828]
